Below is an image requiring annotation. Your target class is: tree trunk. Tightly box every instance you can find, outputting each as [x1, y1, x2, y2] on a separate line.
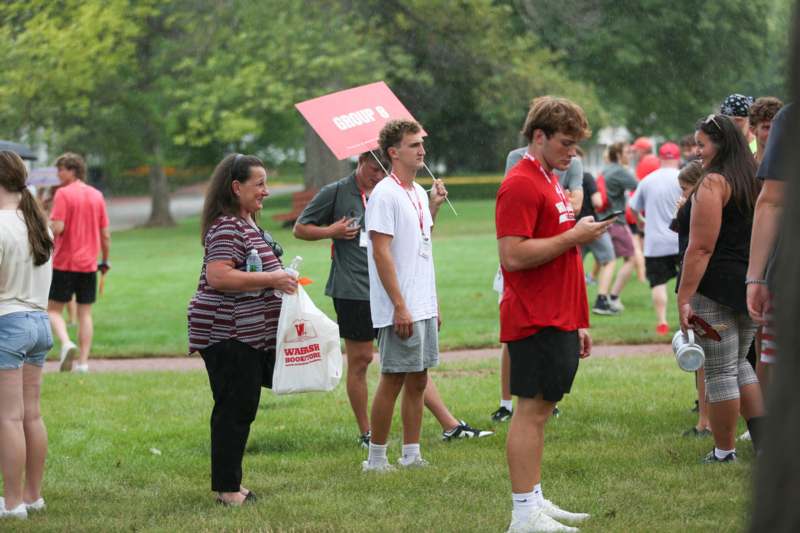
[145, 141, 175, 227]
[749, 5, 799, 531]
[303, 124, 352, 190]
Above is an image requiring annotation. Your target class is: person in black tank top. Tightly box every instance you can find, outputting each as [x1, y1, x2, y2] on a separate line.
[676, 114, 765, 464]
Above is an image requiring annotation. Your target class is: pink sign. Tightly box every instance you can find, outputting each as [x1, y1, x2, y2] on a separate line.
[295, 81, 425, 160]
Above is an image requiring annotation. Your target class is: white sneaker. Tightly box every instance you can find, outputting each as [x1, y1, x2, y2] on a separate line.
[541, 499, 590, 523]
[507, 509, 578, 532]
[73, 363, 89, 373]
[59, 341, 78, 372]
[25, 498, 45, 511]
[608, 297, 624, 313]
[361, 460, 396, 473]
[397, 456, 430, 468]
[1, 502, 28, 520]
[738, 430, 751, 441]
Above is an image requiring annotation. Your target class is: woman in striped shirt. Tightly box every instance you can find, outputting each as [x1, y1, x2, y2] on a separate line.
[188, 154, 297, 506]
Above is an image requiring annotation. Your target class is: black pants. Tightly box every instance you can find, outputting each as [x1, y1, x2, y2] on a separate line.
[200, 339, 273, 492]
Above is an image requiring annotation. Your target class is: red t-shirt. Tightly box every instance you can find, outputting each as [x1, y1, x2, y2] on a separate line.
[50, 181, 109, 272]
[495, 157, 589, 342]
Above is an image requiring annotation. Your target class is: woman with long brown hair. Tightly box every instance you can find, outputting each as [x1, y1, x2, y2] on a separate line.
[676, 114, 764, 463]
[0, 150, 53, 519]
[187, 154, 297, 506]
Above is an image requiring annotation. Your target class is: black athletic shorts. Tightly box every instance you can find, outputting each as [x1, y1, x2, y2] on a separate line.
[333, 298, 376, 342]
[49, 270, 97, 304]
[645, 255, 680, 288]
[507, 327, 580, 402]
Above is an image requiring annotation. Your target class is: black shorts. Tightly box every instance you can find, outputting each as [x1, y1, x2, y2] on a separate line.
[645, 255, 680, 288]
[507, 328, 580, 402]
[49, 270, 97, 304]
[628, 222, 642, 236]
[333, 298, 376, 342]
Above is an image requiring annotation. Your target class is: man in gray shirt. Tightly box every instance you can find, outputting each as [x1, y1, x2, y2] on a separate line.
[294, 152, 491, 447]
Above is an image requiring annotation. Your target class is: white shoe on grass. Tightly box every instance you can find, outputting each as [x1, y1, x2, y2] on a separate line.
[738, 430, 751, 441]
[0, 501, 28, 520]
[397, 456, 430, 468]
[540, 499, 589, 523]
[506, 509, 578, 532]
[361, 460, 396, 473]
[26, 498, 45, 512]
[59, 341, 78, 372]
[73, 363, 89, 373]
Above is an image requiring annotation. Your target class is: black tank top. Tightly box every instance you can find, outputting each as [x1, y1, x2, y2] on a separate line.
[676, 193, 752, 313]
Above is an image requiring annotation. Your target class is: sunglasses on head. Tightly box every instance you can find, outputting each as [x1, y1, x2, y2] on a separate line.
[703, 114, 722, 131]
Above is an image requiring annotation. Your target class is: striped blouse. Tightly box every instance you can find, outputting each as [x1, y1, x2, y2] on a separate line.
[187, 216, 283, 353]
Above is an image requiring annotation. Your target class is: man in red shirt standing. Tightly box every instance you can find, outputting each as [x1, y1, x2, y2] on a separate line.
[497, 97, 612, 533]
[47, 153, 110, 373]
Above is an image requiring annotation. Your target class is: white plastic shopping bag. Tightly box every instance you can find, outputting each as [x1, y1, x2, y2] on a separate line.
[273, 286, 343, 394]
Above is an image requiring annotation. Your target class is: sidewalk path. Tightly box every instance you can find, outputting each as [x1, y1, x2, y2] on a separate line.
[44, 344, 671, 374]
[107, 182, 302, 231]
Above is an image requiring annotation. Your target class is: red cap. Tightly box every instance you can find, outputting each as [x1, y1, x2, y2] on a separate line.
[632, 137, 653, 152]
[658, 142, 681, 160]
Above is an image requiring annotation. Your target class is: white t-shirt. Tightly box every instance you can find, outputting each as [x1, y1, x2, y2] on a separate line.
[629, 167, 682, 257]
[0, 210, 53, 316]
[365, 177, 438, 328]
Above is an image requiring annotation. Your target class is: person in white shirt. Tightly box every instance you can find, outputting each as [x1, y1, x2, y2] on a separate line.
[0, 150, 54, 520]
[629, 142, 683, 335]
[362, 119, 447, 471]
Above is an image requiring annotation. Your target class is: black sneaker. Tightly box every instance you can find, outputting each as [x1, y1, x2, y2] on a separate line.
[358, 431, 371, 449]
[701, 449, 736, 463]
[442, 420, 494, 441]
[682, 427, 712, 438]
[691, 399, 699, 413]
[592, 296, 619, 316]
[552, 405, 560, 418]
[491, 406, 513, 422]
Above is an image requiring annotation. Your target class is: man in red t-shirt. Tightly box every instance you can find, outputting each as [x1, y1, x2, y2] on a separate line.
[47, 153, 110, 373]
[496, 97, 613, 533]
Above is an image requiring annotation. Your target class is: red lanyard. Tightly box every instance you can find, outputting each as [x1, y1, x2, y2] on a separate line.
[523, 153, 571, 211]
[359, 190, 367, 210]
[390, 173, 425, 235]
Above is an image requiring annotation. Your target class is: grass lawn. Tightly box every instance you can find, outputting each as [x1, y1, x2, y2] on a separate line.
[62, 198, 677, 358]
[6, 355, 751, 532]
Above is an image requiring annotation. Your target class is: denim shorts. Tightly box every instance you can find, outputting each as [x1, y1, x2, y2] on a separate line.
[0, 311, 53, 369]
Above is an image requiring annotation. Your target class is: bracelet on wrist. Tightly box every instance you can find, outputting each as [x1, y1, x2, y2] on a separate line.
[745, 278, 768, 285]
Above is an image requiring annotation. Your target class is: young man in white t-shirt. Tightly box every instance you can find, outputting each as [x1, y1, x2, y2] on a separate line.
[362, 119, 447, 471]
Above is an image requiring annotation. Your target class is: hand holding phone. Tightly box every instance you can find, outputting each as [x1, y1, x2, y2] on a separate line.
[596, 210, 624, 223]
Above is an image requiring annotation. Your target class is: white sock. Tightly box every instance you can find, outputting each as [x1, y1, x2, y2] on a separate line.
[500, 399, 513, 411]
[368, 442, 388, 465]
[401, 443, 420, 460]
[512, 491, 536, 522]
[532, 483, 544, 505]
[714, 447, 735, 460]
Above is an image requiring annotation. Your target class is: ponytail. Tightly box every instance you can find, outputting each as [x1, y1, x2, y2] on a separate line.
[18, 188, 53, 266]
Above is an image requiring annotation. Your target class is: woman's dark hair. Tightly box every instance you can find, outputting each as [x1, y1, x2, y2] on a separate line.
[0, 151, 53, 266]
[695, 114, 760, 216]
[200, 153, 266, 243]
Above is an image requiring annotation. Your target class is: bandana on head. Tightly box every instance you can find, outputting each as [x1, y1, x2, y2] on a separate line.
[720, 94, 754, 117]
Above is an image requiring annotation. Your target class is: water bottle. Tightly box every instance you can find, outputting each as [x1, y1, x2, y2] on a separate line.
[672, 329, 705, 372]
[275, 256, 303, 298]
[245, 249, 262, 297]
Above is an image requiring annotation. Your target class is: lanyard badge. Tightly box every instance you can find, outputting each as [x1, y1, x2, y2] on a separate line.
[390, 173, 431, 258]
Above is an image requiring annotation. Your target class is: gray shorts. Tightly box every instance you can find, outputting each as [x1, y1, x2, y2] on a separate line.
[376, 317, 439, 374]
[582, 231, 615, 264]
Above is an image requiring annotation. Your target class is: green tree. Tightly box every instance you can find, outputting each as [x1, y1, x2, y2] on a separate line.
[514, 0, 783, 137]
[357, 0, 604, 172]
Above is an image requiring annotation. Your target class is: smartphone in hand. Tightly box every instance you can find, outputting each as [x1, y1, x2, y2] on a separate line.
[596, 210, 624, 222]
